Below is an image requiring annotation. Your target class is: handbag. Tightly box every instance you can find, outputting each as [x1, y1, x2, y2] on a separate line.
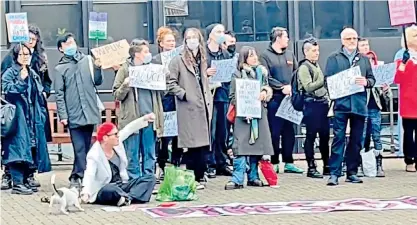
[226, 104, 236, 123]
[88, 55, 105, 112]
[1, 98, 17, 137]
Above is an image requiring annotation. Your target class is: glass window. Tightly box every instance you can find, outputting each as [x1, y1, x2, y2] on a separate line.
[299, 1, 353, 39]
[364, 0, 402, 37]
[233, 0, 288, 42]
[1, 1, 7, 46]
[21, 1, 83, 47]
[164, 0, 222, 42]
[92, 2, 150, 46]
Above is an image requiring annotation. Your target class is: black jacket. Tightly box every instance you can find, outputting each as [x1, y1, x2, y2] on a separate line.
[324, 47, 376, 116]
[206, 45, 232, 103]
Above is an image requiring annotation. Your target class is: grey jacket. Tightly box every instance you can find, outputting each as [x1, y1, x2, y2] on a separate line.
[54, 52, 103, 128]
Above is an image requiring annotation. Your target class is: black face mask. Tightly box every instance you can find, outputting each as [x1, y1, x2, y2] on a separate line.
[227, 44, 236, 54]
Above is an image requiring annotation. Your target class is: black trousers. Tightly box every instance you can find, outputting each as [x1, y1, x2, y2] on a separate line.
[69, 125, 94, 180]
[95, 174, 156, 206]
[157, 136, 183, 169]
[402, 118, 417, 165]
[329, 112, 365, 176]
[185, 146, 208, 182]
[303, 101, 330, 166]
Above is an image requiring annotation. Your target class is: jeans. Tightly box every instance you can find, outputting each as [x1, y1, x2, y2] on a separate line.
[123, 124, 156, 179]
[69, 125, 94, 180]
[231, 156, 261, 185]
[329, 112, 365, 176]
[207, 102, 228, 170]
[362, 109, 383, 151]
[9, 162, 30, 185]
[402, 118, 417, 165]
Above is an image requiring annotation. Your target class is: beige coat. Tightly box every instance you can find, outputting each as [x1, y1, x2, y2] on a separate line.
[167, 54, 213, 148]
[112, 60, 164, 137]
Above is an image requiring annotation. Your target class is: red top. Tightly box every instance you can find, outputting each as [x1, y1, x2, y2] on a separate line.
[394, 59, 417, 119]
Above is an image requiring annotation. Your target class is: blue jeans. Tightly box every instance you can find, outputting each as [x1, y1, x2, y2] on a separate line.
[231, 156, 261, 185]
[123, 124, 156, 179]
[362, 109, 383, 151]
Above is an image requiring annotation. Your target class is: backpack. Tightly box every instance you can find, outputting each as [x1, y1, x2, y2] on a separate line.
[290, 60, 314, 111]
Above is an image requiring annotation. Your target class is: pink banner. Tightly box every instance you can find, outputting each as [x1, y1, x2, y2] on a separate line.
[388, 0, 416, 26]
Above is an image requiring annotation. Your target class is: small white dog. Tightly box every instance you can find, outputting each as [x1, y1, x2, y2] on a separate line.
[49, 174, 84, 215]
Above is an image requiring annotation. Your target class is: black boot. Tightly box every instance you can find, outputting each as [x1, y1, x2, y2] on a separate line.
[306, 160, 323, 179]
[376, 155, 385, 177]
[322, 166, 330, 176]
[1, 173, 12, 190]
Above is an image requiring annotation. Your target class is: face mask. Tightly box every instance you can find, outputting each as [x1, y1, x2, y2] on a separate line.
[187, 38, 200, 51]
[215, 34, 226, 45]
[64, 44, 77, 56]
[143, 53, 152, 64]
[227, 44, 236, 54]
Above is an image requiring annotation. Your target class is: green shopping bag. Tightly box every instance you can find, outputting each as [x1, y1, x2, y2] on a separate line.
[156, 166, 198, 202]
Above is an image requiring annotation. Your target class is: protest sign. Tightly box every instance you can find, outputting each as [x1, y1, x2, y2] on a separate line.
[236, 79, 261, 118]
[275, 96, 303, 125]
[388, 0, 416, 26]
[326, 66, 364, 100]
[91, 39, 130, 69]
[372, 63, 396, 87]
[129, 64, 166, 90]
[5, 13, 29, 43]
[162, 111, 178, 137]
[161, 45, 183, 66]
[89, 12, 107, 40]
[210, 57, 238, 83]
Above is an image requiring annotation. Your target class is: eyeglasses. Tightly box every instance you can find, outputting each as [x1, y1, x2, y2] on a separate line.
[343, 37, 358, 41]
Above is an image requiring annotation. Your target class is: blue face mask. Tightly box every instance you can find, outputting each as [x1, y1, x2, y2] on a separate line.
[143, 53, 152, 64]
[216, 34, 226, 45]
[64, 44, 77, 56]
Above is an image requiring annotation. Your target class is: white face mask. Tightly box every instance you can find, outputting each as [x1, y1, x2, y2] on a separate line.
[186, 38, 199, 51]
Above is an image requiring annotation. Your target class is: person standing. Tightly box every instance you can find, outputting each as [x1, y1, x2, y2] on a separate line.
[224, 31, 237, 57]
[167, 28, 213, 189]
[54, 33, 103, 188]
[297, 37, 330, 178]
[325, 28, 375, 186]
[259, 27, 304, 174]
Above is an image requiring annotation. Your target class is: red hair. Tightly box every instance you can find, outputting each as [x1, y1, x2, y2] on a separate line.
[96, 122, 116, 142]
[366, 51, 378, 65]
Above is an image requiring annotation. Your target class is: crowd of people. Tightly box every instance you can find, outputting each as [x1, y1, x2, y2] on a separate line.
[1, 23, 417, 207]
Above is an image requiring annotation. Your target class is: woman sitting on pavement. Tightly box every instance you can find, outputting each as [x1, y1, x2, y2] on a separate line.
[81, 114, 157, 206]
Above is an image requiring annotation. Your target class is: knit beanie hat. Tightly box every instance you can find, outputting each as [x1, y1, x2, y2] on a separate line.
[205, 23, 221, 40]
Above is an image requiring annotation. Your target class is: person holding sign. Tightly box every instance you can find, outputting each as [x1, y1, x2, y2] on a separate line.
[205, 23, 233, 178]
[224, 31, 237, 57]
[297, 37, 330, 179]
[1, 44, 51, 195]
[167, 28, 213, 190]
[259, 27, 304, 174]
[324, 28, 375, 186]
[113, 40, 164, 180]
[394, 25, 417, 172]
[224, 46, 273, 190]
[54, 33, 103, 188]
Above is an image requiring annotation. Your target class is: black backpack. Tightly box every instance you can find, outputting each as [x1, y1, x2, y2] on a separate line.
[290, 60, 314, 111]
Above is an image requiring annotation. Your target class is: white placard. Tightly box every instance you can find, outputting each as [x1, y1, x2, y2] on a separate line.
[372, 63, 396, 87]
[275, 96, 303, 125]
[162, 111, 178, 137]
[236, 79, 261, 118]
[210, 57, 238, 83]
[129, 64, 166, 90]
[326, 66, 364, 100]
[161, 45, 183, 66]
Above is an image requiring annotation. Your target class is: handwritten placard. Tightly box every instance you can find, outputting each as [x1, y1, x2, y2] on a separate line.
[89, 12, 108, 40]
[326, 66, 364, 100]
[161, 45, 183, 66]
[129, 64, 166, 90]
[91, 39, 130, 69]
[210, 57, 238, 83]
[236, 79, 261, 118]
[162, 111, 178, 137]
[275, 96, 303, 125]
[388, 0, 416, 26]
[5, 13, 29, 43]
[372, 63, 396, 87]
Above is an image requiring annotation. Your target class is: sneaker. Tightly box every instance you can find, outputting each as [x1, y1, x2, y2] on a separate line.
[406, 164, 416, 172]
[25, 183, 38, 192]
[196, 182, 205, 190]
[117, 196, 131, 207]
[11, 184, 33, 195]
[224, 181, 243, 190]
[27, 175, 41, 187]
[284, 163, 304, 174]
[207, 168, 216, 179]
[273, 164, 280, 174]
[1, 174, 12, 190]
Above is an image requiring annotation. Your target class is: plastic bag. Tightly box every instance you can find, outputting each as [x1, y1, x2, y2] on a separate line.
[156, 166, 198, 202]
[259, 160, 279, 187]
[361, 149, 376, 177]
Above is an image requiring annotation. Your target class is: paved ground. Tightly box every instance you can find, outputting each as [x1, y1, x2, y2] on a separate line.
[1, 156, 417, 225]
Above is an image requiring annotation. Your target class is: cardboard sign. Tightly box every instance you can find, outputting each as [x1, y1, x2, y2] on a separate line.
[275, 96, 303, 125]
[210, 57, 238, 83]
[161, 45, 183, 66]
[89, 12, 107, 40]
[236, 79, 261, 118]
[91, 39, 130, 69]
[162, 111, 178, 137]
[388, 0, 416, 26]
[326, 66, 364, 100]
[129, 64, 166, 90]
[5, 13, 29, 43]
[372, 63, 397, 87]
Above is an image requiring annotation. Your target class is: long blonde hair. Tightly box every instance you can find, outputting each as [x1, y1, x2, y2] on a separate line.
[182, 28, 207, 65]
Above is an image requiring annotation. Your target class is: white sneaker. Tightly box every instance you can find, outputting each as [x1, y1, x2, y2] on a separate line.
[117, 197, 131, 207]
[196, 183, 205, 190]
